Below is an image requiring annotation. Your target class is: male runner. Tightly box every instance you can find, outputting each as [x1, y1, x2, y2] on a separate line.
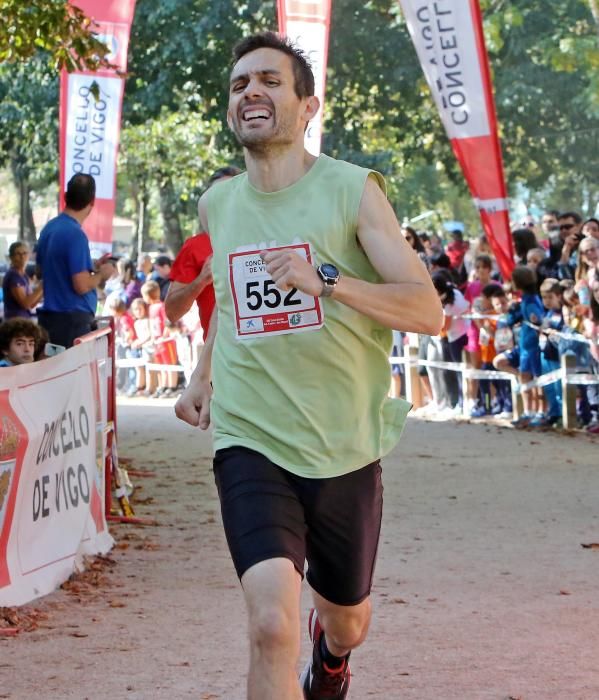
[175, 32, 442, 700]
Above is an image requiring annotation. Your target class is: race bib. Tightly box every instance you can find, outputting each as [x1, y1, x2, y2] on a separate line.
[228, 243, 324, 340]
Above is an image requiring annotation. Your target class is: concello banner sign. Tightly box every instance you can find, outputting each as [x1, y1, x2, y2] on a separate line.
[0, 342, 112, 607]
[398, 0, 514, 279]
[277, 0, 332, 156]
[59, 0, 137, 256]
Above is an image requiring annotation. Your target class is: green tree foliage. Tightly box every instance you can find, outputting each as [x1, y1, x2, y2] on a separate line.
[119, 107, 233, 251]
[2, 0, 598, 250]
[323, 0, 599, 223]
[481, 0, 599, 213]
[0, 0, 113, 71]
[0, 56, 59, 242]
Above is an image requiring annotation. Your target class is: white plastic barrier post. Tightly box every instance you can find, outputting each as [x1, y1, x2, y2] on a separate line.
[404, 340, 423, 408]
[561, 353, 578, 430]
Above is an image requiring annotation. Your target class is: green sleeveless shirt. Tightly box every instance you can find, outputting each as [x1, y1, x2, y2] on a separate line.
[205, 154, 410, 478]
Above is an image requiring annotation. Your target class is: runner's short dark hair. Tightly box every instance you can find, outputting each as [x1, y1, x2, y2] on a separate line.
[65, 174, 96, 211]
[232, 32, 315, 98]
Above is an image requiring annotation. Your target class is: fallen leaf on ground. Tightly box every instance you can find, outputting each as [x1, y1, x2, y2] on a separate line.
[581, 543, 599, 549]
[132, 496, 154, 505]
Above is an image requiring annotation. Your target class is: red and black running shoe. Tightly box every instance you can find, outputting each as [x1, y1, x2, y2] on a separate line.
[300, 609, 351, 699]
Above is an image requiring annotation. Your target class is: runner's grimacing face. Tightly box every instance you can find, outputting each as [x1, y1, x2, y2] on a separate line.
[228, 48, 314, 149]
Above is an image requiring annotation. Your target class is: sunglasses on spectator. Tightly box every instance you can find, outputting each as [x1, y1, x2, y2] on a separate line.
[522, 222, 535, 228]
[559, 223, 575, 230]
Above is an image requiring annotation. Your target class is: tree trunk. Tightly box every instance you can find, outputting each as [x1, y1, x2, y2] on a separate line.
[588, 0, 599, 37]
[10, 158, 36, 244]
[130, 185, 151, 260]
[158, 177, 184, 254]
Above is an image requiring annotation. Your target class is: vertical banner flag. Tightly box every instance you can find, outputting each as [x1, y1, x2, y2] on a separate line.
[59, 1, 137, 256]
[398, 0, 514, 279]
[277, 0, 332, 156]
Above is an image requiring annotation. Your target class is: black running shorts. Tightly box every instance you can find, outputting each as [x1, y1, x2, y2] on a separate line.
[213, 446, 383, 606]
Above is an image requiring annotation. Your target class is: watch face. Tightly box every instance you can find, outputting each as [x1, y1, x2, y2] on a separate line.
[321, 264, 338, 279]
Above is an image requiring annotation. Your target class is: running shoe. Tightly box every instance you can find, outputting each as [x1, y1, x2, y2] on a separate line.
[300, 609, 350, 699]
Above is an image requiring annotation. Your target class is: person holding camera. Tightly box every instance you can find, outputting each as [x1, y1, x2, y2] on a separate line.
[557, 211, 584, 272]
[535, 211, 583, 287]
[36, 174, 114, 348]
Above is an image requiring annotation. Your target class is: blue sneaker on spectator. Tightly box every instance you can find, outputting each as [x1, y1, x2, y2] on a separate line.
[529, 413, 560, 428]
[511, 413, 532, 428]
[490, 399, 503, 415]
[470, 403, 487, 418]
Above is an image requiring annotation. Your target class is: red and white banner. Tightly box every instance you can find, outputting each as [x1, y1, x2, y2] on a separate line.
[0, 343, 112, 606]
[59, 0, 137, 257]
[398, 0, 514, 280]
[277, 0, 332, 156]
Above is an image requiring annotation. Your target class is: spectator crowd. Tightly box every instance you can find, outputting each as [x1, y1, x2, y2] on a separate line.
[399, 211, 599, 432]
[1, 174, 598, 434]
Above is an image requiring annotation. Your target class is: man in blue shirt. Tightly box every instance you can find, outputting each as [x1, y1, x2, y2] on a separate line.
[36, 174, 113, 347]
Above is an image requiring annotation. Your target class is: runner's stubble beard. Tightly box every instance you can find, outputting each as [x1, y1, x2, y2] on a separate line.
[231, 107, 296, 157]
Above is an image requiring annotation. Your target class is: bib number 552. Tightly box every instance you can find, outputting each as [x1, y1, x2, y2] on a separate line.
[246, 280, 302, 311]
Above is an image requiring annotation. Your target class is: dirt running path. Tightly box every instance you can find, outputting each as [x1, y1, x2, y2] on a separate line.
[2, 399, 599, 700]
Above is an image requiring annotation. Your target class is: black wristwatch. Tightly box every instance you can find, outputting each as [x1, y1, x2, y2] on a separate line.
[316, 263, 340, 297]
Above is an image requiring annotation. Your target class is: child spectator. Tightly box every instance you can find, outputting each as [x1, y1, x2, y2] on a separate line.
[583, 277, 599, 432]
[142, 280, 178, 397]
[0, 318, 44, 366]
[484, 285, 516, 416]
[105, 294, 136, 395]
[465, 254, 500, 416]
[526, 247, 546, 276]
[531, 278, 565, 427]
[510, 266, 544, 427]
[129, 297, 155, 396]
